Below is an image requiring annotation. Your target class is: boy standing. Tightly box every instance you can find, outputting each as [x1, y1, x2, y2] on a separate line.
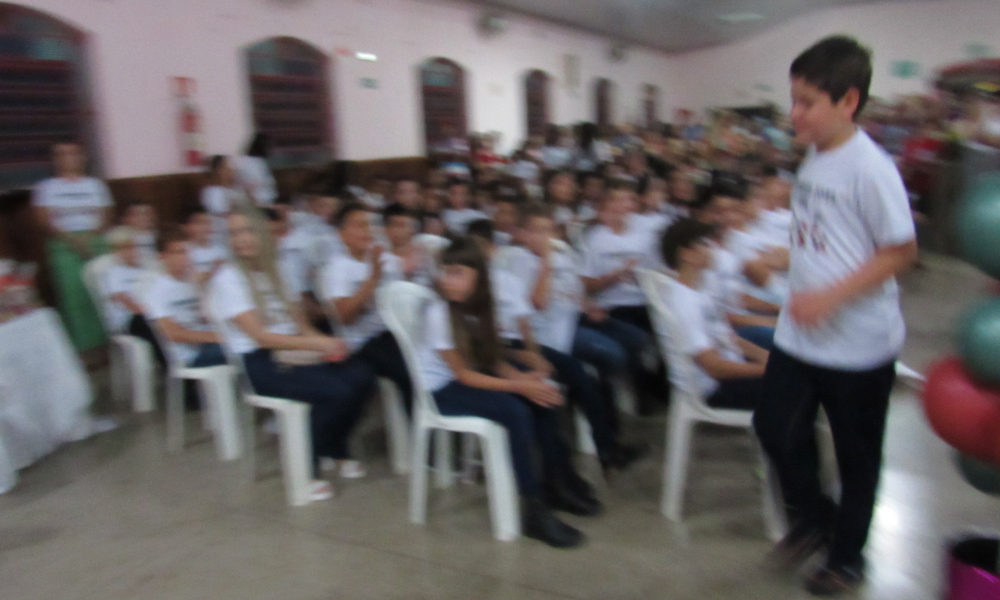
[753, 36, 917, 596]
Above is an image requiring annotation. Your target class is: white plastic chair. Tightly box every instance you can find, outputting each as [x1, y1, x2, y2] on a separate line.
[377, 281, 520, 541]
[204, 297, 324, 507]
[142, 294, 240, 461]
[637, 268, 786, 541]
[313, 268, 410, 475]
[82, 255, 156, 413]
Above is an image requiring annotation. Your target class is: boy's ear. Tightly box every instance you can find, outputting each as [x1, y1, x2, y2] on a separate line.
[839, 88, 861, 117]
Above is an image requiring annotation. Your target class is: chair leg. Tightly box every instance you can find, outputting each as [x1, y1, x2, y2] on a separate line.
[241, 400, 257, 482]
[379, 380, 410, 475]
[574, 408, 597, 456]
[125, 340, 155, 413]
[480, 430, 521, 541]
[276, 403, 315, 507]
[661, 401, 694, 521]
[409, 424, 433, 525]
[166, 376, 184, 453]
[460, 433, 478, 483]
[434, 429, 455, 489]
[203, 370, 241, 461]
[759, 451, 788, 542]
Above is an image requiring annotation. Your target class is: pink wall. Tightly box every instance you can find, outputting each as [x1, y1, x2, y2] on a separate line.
[13, 0, 679, 179]
[670, 0, 1000, 114]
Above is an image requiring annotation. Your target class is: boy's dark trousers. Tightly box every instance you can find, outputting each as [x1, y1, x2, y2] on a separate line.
[753, 346, 896, 569]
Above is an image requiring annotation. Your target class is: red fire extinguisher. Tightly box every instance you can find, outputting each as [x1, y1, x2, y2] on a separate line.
[173, 77, 203, 168]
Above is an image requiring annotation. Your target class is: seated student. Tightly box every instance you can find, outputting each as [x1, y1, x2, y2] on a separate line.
[720, 180, 789, 310]
[419, 211, 446, 237]
[121, 200, 158, 267]
[102, 226, 165, 365]
[632, 175, 673, 235]
[441, 179, 487, 234]
[383, 203, 431, 285]
[543, 170, 579, 233]
[208, 211, 377, 493]
[392, 178, 423, 212]
[145, 229, 225, 369]
[263, 207, 312, 304]
[320, 202, 413, 412]
[576, 171, 605, 223]
[659, 219, 769, 410]
[201, 155, 246, 246]
[182, 208, 227, 285]
[491, 195, 521, 247]
[742, 178, 792, 296]
[416, 236, 585, 548]
[666, 164, 698, 221]
[294, 193, 344, 267]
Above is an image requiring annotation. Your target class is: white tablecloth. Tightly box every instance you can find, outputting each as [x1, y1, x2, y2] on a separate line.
[0, 309, 94, 493]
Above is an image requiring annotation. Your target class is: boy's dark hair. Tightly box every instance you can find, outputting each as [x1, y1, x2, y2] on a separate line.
[382, 202, 414, 224]
[208, 154, 227, 172]
[605, 178, 637, 193]
[183, 207, 208, 223]
[466, 218, 494, 243]
[261, 207, 282, 222]
[577, 170, 604, 186]
[660, 218, 716, 269]
[790, 35, 872, 118]
[334, 201, 368, 228]
[519, 202, 554, 226]
[446, 178, 469, 190]
[156, 226, 188, 253]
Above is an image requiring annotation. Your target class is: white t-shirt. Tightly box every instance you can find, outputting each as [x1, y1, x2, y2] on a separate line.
[32, 177, 112, 232]
[134, 230, 158, 268]
[504, 246, 583, 353]
[294, 214, 344, 269]
[632, 212, 674, 236]
[703, 243, 744, 316]
[581, 219, 661, 308]
[207, 264, 298, 356]
[321, 251, 402, 351]
[774, 130, 916, 370]
[102, 264, 146, 333]
[490, 267, 533, 341]
[542, 146, 573, 169]
[233, 156, 277, 206]
[200, 186, 246, 246]
[418, 297, 457, 392]
[276, 231, 312, 296]
[189, 242, 227, 276]
[442, 208, 488, 234]
[144, 274, 211, 366]
[664, 277, 743, 397]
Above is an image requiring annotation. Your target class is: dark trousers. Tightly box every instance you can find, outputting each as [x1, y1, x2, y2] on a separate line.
[506, 339, 617, 457]
[433, 381, 568, 497]
[606, 305, 669, 405]
[353, 331, 413, 414]
[753, 347, 896, 569]
[735, 325, 776, 352]
[243, 349, 377, 463]
[573, 323, 636, 433]
[189, 343, 226, 368]
[707, 376, 764, 411]
[127, 314, 167, 368]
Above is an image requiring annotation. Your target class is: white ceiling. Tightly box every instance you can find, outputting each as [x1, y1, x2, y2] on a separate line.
[466, 0, 937, 53]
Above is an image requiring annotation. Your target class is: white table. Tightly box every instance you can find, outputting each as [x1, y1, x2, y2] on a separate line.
[0, 309, 94, 493]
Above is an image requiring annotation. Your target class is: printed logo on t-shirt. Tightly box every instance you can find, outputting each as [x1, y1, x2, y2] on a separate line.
[791, 180, 832, 253]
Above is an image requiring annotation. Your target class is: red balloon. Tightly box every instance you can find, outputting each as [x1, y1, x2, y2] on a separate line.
[923, 356, 1000, 465]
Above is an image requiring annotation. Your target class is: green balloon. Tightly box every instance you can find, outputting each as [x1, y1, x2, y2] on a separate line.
[957, 452, 1000, 496]
[957, 177, 1000, 278]
[957, 300, 1000, 383]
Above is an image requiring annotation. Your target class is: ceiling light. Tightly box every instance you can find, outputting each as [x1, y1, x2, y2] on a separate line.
[717, 12, 765, 24]
[356, 52, 378, 61]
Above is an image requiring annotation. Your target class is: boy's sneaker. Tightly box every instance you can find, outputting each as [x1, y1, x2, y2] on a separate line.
[764, 523, 828, 572]
[805, 563, 865, 597]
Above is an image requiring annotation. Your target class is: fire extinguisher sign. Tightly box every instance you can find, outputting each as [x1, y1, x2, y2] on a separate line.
[172, 77, 203, 168]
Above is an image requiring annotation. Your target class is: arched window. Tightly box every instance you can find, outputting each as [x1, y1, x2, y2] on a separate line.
[420, 57, 467, 153]
[245, 36, 333, 166]
[644, 84, 660, 128]
[594, 78, 613, 128]
[525, 70, 550, 138]
[0, 3, 95, 190]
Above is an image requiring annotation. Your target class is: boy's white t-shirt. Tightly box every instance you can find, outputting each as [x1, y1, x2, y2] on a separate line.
[32, 177, 112, 232]
[504, 246, 583, 353]
[276, 230, 313, 296]
[703, 243, 744, 316]
[419, 297, 458, 392]
[144, 274, 211, 366]
[775, 130, 916, 370]
[321, 251, 402, 351]
[233, 156, 277, 206]
[189, 242, 227, 276]
[200, 186, 245, 245]
[102, 263, 146, 332]
[207, 264, 298, 356]
[632, 212, 674, 236]
[490, 266, 533, 341]
[664, 277, 744, 397]
[581, 218, 661, 308]
[442, 208, 488, 234]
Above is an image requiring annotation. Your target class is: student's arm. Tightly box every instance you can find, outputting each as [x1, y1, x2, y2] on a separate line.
[743, 257, 774, 288]
[741, 294, 781, 315]
[438, 349, 562, 407]
[155, 317, 219, 345]
[231, 309, 345, 355]
[332, 250, 383, 324]
[110, 292, 145, 315]
[789, 240, 918, 328]
[693, 348, 766, 380]
[530, 251, 553, 311]
[734, 337, 769, 365]
[582, 258, 638, 294]
[727, 312, 777, 329]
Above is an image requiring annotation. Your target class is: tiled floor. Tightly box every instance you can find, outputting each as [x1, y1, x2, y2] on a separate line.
[3, 254, 1000, 600]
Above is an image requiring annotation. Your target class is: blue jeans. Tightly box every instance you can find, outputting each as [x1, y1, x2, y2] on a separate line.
[242, 349, 377, 463]
[433, 381, 567, 497]
[735, 325, 775, 352]
[579, 314, 662, 406]
[189, 343, 226, 368]
[353, 331, 413, 414]
[573, 325, 630, 432]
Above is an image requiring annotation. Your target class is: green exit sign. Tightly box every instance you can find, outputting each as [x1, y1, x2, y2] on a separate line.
[360, 77, 378, 89]
[965, 43, 994, 59]
[891, 60, 920, 79]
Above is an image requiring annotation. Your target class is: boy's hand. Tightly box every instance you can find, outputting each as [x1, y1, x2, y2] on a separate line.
[788, 289, 841, 328]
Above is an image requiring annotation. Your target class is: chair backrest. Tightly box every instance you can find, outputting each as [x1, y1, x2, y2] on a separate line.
[202, 280, 259, 397]
[376, 281, 441, 422]
[82, 254, 120, 333]
[636, 268, 703, 402]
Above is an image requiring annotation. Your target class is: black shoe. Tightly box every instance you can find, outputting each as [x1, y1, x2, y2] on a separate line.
[523, 498, 585, 548]
[805, 563, 865, 597]
[600, 442, 647, 474]
[764, 523, 829, 572]
[546, 477, 603, 517]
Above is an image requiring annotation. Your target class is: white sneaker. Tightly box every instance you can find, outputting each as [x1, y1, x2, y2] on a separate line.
[338, 460, 367, 479]
[308, 480, 333, 501]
